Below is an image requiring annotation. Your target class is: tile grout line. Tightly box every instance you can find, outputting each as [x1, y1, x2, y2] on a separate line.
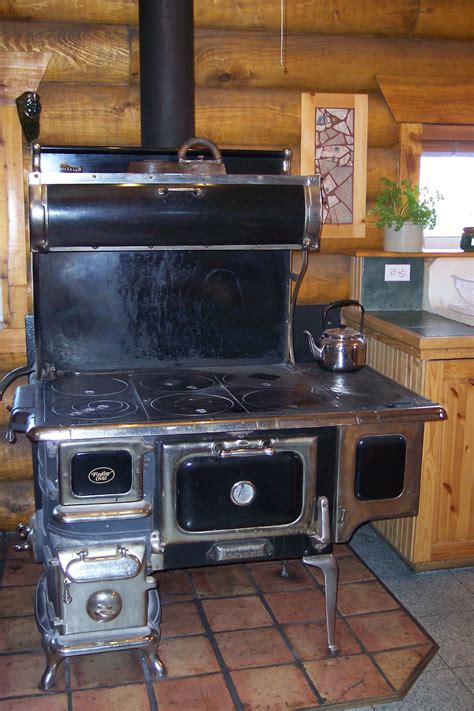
[137, 649, 159, 711]
[187, 569, 244, 711]
[244, 560, 327, 707]
[64, 658, 74, 711]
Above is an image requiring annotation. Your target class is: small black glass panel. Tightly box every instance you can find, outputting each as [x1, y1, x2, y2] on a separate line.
[71, 450, 133, 497]
[176, 451, 303, 531]
[355, 435, 406, 501]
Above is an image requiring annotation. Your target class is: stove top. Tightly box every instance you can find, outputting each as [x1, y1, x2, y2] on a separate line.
[37, 364, 434, 429]
[42, 365, 337, 425]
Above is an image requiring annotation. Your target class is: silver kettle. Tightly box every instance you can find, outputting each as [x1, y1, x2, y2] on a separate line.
[304, 300, 366, 372]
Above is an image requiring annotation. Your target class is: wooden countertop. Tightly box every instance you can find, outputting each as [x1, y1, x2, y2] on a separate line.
[343, 308, 474, 360]
[342, 249, 474, 258]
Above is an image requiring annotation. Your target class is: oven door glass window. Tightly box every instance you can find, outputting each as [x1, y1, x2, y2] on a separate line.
[176, 452, 303, 531]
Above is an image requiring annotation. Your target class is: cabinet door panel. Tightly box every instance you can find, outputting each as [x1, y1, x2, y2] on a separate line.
[427, 361, 474, 550]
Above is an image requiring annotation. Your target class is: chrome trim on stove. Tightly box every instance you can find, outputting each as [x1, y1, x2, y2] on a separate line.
[159, 435, 317, 546]
[311, 496, 331, 547]
[26, 403, 446, 442]
[65, 547, 142, 582]
[29, 172, 320, 186]
[303, 183, 322, 250]
[208, 539, 273, 562]
[58, 439, 150, 508]
[52, 500, 152, 523]
[215, 441, 275, 458]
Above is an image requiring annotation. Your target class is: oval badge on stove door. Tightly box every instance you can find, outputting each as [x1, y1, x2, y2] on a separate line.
[88, 466, 116, 485]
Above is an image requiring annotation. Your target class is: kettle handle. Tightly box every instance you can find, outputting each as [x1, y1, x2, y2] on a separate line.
[178, 137, 223, 163]
[322, 300, 365, 333]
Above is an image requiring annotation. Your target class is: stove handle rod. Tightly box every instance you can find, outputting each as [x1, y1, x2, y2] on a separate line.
[215, 445, 276, 458]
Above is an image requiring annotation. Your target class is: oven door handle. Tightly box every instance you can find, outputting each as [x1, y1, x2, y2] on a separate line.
[215, 444, 276, 458]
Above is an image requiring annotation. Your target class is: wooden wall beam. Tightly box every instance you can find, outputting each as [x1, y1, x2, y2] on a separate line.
[37, 84, 399, 149]
[2, 1, 473, 40]
[0, 21, 130, 84]
[1, 25, 472, 93]
[377, 75, 474, 124]
[193, 32, 474, 94]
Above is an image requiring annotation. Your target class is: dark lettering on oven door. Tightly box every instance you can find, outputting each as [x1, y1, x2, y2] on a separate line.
[176, 451, 303, 531]
[71, 451, 133, 497]
[354, 435, 406, 500]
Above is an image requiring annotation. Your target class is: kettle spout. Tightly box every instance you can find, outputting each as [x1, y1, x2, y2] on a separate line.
[303, 330, 323, 362]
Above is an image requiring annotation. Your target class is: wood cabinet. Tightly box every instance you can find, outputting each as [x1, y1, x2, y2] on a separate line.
[360, 314, 474, 570]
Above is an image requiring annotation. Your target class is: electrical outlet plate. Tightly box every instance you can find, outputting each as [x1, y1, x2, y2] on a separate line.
[384, 264, 411, 282]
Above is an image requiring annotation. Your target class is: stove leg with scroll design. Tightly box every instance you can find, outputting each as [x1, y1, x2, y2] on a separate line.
[142, 630, 166, 679]
[40, 638, 62, 692]
[303, 553, 339, 654]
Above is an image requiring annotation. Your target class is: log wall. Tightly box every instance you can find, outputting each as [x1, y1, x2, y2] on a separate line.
[0, 0, 473, 530]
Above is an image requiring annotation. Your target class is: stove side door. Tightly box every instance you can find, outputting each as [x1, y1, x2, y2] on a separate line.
[334, 421, 424, 542]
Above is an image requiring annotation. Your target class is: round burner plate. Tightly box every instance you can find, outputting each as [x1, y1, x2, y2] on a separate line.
[243, 388, 324, 411]
[52, 376, 128, 397]
[222, 372, 283, 389]
[140, 373, 215, 392]
[151, 393, 235, 416]
[52, 399, 138, 420]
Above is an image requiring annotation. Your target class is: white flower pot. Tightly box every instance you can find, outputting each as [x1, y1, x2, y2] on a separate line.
[383, 223, 424, 253]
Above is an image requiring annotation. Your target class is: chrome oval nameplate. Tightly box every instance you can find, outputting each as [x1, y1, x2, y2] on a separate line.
[66, 552, 141, 582]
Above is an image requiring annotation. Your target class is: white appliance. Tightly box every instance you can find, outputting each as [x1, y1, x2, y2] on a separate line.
[423, 258, 474, 327]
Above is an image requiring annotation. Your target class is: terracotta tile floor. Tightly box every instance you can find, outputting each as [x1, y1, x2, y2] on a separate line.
[0, 530, 441, 710]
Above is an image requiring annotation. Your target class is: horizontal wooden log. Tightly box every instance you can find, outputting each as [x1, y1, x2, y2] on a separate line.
[38, 83, 139, 145]
[0, 21, 130, 84]
[37, 83, 398, 148]
[0, 0, 137, 26]
[2, 24, 470, 93]
[193, 30, 474, 93]
[0, 479, 34, 531]
[1, 1, 473, 39]
[416, 1, 474, 40]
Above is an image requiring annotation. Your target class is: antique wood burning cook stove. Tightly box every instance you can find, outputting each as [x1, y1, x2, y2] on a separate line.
[5, 138, 445, 691]
[3, 0, 445, 692]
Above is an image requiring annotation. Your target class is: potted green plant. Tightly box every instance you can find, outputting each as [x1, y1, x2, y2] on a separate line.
[370, 178, 440, 252]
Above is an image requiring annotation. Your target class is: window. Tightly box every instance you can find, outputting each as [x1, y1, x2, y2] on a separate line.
[420, 125, 474, 248]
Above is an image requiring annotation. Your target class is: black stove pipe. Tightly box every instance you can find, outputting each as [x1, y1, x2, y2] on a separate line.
[138, 0, 195, 148]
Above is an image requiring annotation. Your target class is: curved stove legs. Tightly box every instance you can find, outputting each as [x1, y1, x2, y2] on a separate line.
[303, 553, 339, 655]
[143, 632, 166, 679]
[40, 640, 63, 692]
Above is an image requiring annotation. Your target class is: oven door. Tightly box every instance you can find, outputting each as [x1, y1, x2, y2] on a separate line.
[158, 434, 317, 549]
